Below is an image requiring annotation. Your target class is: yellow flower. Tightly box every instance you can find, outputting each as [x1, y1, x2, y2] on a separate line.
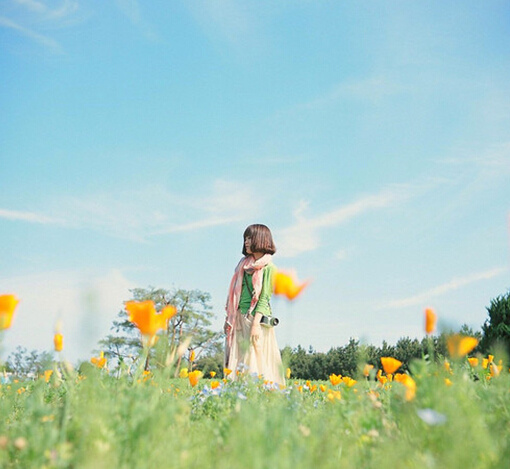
[443, 360, 451, 373]
[273, 271, 309, 300]
[0, 294, 19, 330]
[309, 384, 317, 393]
[54, 333, 63, 352]
[43, 370, 53, 383]
[179, 368, 189, 378]
[319, 384, 326, 392]
[286, 367, 291, 379]
[90, 351, 107, 369]
[125, 300, 176, 344]
[211, 380, 220, 389]
[447, 334, 478, 359]
[363, 364, 374, 377]
[424, 307, 437, 334]
[188, 370, 202, 387]
[394, 373, 416, 401]
[376, 369, 387, 384]
[444, 378, 453, 387]
[490, 363, 501, 378]
[223, 368, 232, 377]
[327, 390, 342, 402]
[329, 373, 342, 386]
[342, 376, 357, 387]
[380, 357, 402, 374]
[488, 354, 494, 363]
[209, 371, 216, 378]
[467, 357, 479, 367]
[482, 358, 489, 369]
[189, 350, 196, 363]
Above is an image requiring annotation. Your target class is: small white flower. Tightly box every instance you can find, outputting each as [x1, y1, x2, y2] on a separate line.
[417, 408, 447, 426]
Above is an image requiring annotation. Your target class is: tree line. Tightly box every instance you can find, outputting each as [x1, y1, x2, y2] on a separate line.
[5, 287, 510, 380]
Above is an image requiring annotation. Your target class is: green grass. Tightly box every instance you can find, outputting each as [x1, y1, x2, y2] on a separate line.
[1, 357, 509, 468]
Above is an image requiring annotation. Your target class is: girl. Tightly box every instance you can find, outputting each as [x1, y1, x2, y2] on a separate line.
[224, 224, 285, 385]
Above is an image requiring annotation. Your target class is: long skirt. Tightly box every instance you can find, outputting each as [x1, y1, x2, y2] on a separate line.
[226, 310, 285, 386]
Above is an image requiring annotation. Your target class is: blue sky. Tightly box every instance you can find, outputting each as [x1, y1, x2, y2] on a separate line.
[1, 0, 509, 362]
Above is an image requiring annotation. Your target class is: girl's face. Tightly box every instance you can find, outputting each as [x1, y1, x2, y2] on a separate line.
[244, 236, 252, 254]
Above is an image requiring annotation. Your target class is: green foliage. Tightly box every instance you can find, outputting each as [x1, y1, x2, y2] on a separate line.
[97, 286, 222, 373]
[4, 347, 53, 379]
[480, 290, 510, 356]
[1, 357, 510, 468]
[285, 331, 480, 380]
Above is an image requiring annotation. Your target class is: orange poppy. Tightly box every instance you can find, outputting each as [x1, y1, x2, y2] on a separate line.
[126, 300, 176, 342]
[91, 351, 107, 369]
[273, 271, 309, 300]
[363, 364, 374, 377]
[329, 373, 342, 386]
[0, 294, 19, 330]
[394, 373, 416, 401]
[467, 357, 479, 367]
[188, 370, 202, 387]
[54, 333, 63, 352]
[447, 334, 478, 359]
[424, 307, 437, 334]
[380, 357, 402, 374]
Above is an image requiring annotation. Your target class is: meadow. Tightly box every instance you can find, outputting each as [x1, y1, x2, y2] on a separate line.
[1, 295, 510, 468]
[1, 347, 509, 468]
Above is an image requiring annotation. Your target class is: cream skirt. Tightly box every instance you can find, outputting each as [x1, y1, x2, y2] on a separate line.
[226, 310, 285, 386]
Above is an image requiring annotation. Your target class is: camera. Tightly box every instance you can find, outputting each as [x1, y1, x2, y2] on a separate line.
[260, 315, 279, 327]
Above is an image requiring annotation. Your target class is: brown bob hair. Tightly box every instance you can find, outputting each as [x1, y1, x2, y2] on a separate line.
[242, 224, 276, 256]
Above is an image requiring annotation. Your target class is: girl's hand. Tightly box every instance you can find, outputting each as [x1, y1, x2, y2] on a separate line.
[250, 322, 262, 342]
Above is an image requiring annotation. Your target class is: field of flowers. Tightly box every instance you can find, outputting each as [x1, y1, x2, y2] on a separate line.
[1, 295, 510, 468]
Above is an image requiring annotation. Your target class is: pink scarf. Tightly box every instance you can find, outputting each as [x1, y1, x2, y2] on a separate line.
[225, 254, 273, 348]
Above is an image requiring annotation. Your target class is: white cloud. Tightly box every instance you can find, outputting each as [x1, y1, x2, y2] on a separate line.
[12, 0, 79, 20]
[2, 0, 82, 51]
[1, 269, 135, 362]
[379, 267, 508, 310]
[0, 180, 258, 240]
[114, 0, 157, 40]
[0, 208, 63, 224]
[185, 0, 252, 44]
[14, 0, 47, 14]
[334, 249, 348, 261]
[0, 15, 62, 52]
[277, 184, 410, 257]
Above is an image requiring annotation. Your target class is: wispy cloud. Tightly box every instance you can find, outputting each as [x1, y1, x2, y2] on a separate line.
[114, 0, 157, 40]
[277, 183, 412, 258]
[0, 15, 62, 52]
[304, 76, 405, 110]
[2, 0, 82, 52]
[379, 267, 509, 310]
[429, 142, 510, 225]
[0, 208, 63, 224]
[13, 0, 78, 19]
[184, 0, 257, 49]
[0, 180, 258, 241]
[13, 0, 47, 14]
[1, 268, 135, 361]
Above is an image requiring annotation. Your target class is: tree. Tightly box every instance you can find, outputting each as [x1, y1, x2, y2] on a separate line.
[97, 286, 222, 373]
[480, 290, 510, 356]
[5, 347, 53, 379]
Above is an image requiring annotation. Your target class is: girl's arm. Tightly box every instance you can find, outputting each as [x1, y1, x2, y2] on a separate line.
[250, 312, 262, 341]
[250, 265, 274, 341]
